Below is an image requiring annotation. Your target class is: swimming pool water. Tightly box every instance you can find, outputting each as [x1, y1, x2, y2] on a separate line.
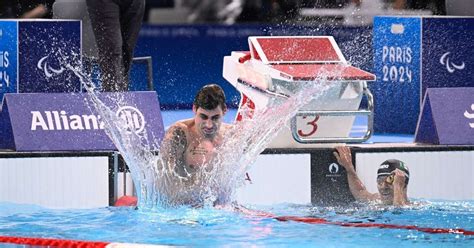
[1, 200, 473, 247]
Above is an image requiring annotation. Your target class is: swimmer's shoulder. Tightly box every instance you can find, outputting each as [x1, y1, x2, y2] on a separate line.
[168, 120, 192, 133]
[165, 121, 191, 141]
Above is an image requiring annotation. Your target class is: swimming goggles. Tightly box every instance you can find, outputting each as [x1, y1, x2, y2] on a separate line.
[377, 174, 394, 185]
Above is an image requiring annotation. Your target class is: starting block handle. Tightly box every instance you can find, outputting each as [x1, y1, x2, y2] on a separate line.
[132, 56, 154, 91]
[290, 82, 374, 143]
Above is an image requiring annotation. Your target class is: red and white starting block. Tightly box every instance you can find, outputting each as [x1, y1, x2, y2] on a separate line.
[223, 36, 376, 147]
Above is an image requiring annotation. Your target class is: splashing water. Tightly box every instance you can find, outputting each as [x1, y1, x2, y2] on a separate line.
[66, 62, 332, 210]
[67, 64, 164, 209]
[197, 81, 333, 206]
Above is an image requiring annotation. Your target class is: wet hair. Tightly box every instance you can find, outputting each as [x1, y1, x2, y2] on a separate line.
[377, 159, 410, 185]
[193, 84, 227, 111]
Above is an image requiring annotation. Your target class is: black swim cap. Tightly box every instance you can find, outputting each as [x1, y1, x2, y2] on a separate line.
[377, 159, 410, 184]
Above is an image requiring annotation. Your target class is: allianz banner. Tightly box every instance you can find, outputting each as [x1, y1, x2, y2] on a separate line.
[0, 20, 81, 101]
[0, 92, 165, 151]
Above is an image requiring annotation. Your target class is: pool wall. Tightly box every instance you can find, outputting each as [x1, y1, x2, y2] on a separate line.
[1, 144, 473, 208]
[239, 145, 474, 205]
[0, 152, 112, 209]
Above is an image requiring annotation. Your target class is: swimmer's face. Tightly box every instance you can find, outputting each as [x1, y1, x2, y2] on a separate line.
[193, 105, 225, 139]
[377, 175, 394, 204]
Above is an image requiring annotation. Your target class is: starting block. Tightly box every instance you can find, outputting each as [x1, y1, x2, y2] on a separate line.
[223, 36, 375, 148]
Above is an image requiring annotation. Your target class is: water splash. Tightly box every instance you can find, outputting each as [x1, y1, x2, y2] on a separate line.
[66, 61, 332, 209]
[195, 80, 333, 206]
[66, 64, 164, 209]
[149, 75, 333, 207]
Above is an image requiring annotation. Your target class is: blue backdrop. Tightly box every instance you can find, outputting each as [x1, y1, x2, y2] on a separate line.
[373, 17, 474, 134]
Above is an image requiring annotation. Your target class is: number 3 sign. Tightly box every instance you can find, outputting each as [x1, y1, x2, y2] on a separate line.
[297, 115, 320, 137]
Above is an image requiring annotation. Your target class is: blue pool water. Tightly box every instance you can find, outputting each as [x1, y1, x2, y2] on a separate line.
[1, 201, 473, 247]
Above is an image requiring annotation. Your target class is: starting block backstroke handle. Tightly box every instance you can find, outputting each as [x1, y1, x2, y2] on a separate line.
[290, 83, 374, 143]
[132, 56, 154, 91]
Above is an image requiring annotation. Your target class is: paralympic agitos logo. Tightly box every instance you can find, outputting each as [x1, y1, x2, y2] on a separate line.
[440, 52, 465, 73]
[37, 54, 66, 78]
[30, 106, 146, 134]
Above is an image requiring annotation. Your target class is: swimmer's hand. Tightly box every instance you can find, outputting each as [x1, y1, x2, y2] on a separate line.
[333, 146, 355, 173]
[392, 169, 406, 187]
[392, 169, 409, 206]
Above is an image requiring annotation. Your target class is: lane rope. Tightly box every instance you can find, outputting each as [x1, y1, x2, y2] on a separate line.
[274, 216, 474, 235]
[0, 236, 167, 247]
[0, 236, 108, 247]
[235, 206, 474, 236]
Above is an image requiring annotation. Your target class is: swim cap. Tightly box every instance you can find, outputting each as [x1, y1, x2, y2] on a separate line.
[377, 159, 410, 185]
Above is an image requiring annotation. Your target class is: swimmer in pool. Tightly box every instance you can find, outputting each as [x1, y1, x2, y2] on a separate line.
[159, 84, 232, 206]
[333, 146, 410, 206]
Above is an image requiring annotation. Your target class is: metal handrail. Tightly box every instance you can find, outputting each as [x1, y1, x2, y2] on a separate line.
[132, 56, 154, 91]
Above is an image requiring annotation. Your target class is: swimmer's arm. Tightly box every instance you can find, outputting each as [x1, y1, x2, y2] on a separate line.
[160, 124, 188, 175]
[344, 168, 379, 202]
[334, 147, 378, 202]
[392, 187, 407, 206]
